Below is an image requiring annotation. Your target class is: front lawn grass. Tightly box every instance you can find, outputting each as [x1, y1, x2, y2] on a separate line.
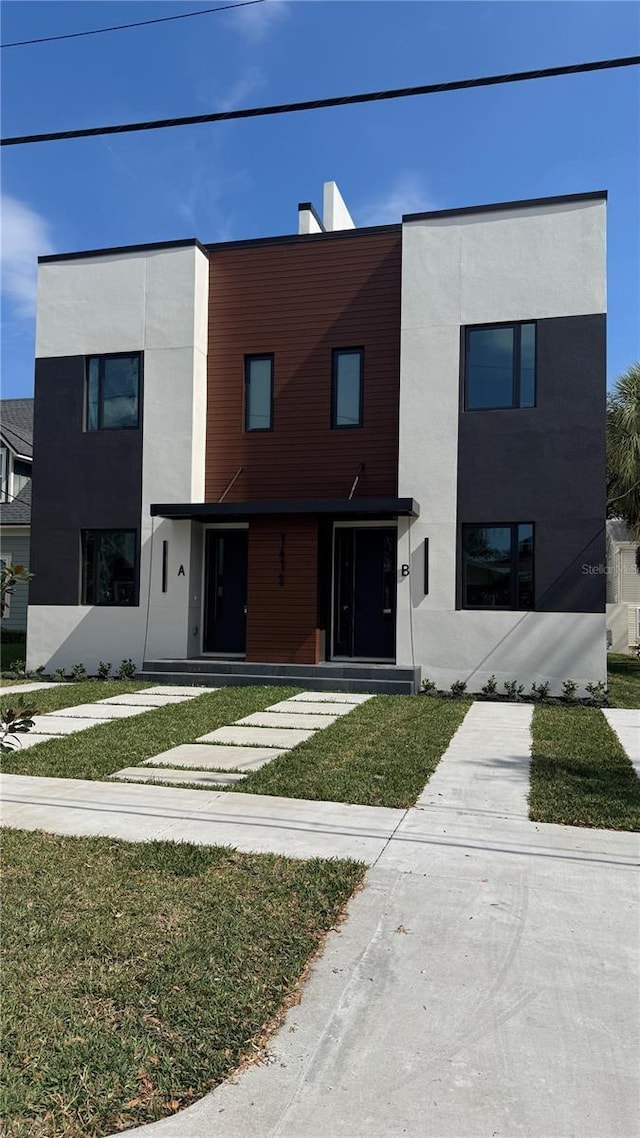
[1, 829, 363, 1138]
[236, 695, 471, 809]
[530, 706, 640, 830]
[607, 653, 640, 708]
[0, 686, 296, 780]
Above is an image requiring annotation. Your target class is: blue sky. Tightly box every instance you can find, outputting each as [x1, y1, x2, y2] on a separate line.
[1, 0, 638, 398]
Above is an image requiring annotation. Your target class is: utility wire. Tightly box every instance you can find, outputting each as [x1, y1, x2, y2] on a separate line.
[0, 1, 265, 49]
[2, 55, 638, 147]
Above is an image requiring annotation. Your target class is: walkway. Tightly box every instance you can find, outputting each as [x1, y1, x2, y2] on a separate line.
[9, 685, 213, 749]
[112, 690, 372, 787]
[1, 700, 638, 1138]
[603, 707, 640, 777]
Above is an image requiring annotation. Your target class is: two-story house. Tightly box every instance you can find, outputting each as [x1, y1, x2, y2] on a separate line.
[0, 398, 34, 633]
[26, 183, 607, 694]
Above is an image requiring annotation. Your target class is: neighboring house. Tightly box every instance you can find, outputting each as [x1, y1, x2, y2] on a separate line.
[606, 519, 640, 653]
[0, 399, 34, 633]
[26, 184, 607, 694]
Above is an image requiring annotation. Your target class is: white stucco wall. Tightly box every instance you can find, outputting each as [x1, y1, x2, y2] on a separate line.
[28, 244, 209, 673]
[396, 198, 607, 693]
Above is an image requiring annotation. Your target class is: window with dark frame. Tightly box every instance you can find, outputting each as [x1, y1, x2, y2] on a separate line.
[464, 323, 536, 410]
[81, 530, 138, 606]
[245, 355, 273, 431]
[462, 524, 534, 610]
[86, 354, 141, 431]
[332, 348, 363, 428]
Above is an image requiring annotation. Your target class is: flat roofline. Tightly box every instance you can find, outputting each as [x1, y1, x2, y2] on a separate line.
[37, 189, 608, 265]
[37, 225, 401, 265]
[205, 224, 400, 252]
[403, 189, 607, 223]
[39, 237, 208, 265]
[151, 497, 419, 520]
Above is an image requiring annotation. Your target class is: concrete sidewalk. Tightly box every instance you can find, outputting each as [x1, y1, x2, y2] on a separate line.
[110, 702, 638, 1138]
[0, 774, 404, 863]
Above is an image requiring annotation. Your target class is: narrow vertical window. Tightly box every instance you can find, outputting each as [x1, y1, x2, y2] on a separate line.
[161, 540, 168, 593]
[245, 355, 273, 431]
[332, 349, 363, 428]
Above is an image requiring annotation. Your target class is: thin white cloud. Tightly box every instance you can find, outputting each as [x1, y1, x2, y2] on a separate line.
[228, 0, 289, 42]
[357, 174, 434, 226]
[214, 67, 265, 112]
[1, 194, 53, 317]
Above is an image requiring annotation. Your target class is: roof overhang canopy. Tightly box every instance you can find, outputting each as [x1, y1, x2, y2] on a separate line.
[151, 497, 419, 521]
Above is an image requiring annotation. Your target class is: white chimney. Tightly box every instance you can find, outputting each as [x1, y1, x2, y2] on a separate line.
[322, 181, 355, 231]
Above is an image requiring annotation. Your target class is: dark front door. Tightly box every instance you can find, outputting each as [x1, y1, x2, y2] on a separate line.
[203, 529, 248, 653]
[333, 527, 396, 659]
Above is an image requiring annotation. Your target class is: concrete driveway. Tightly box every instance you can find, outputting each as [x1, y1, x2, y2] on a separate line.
[115, 703, 639, 1138]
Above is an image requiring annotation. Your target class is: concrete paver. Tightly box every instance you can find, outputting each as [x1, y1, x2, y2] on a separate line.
[143, 744, 285, 771]
[49, 703, 149, 720]
[143, 686, 214, 696]
[3, 733, 60, 750]
[603, 707, 640, 776]
[266, 700, 354, 716]
[197, 726, 315, 748]
[0, 681, 61, 695]
[237, 711, 337, 730]
[289, 691, 373, 704]
[112, 767, 245, 787]
[29, 715, 105, 735]
[98, 693, 197, 707]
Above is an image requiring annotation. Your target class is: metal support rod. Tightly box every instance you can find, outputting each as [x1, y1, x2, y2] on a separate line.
[348, 462, 365, 501]
[218, 466, 243, 502]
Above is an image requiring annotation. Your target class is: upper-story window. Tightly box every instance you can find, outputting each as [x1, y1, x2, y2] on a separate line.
[86, 353, 141, 431]
[332, 348, 363, 428]
[462, 523, 534, 610]
[464, 323, 536, 410]
[245, 355, 273, 431]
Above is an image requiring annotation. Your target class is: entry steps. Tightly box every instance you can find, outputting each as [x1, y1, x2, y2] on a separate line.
[140, 659, 420, 695]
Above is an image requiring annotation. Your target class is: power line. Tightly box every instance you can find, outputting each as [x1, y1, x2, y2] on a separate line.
[2, 55, 638, 148]
[0, 1, 265, 49]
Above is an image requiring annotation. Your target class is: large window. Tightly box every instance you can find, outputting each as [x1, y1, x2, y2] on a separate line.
[464, 323, 536, 410]
[332, 348, 363, 428]
[86, 354, 141, 431]
[245, 355, 273, 431]
[462, 524, 534, 610]
[81, 530, 137, 606]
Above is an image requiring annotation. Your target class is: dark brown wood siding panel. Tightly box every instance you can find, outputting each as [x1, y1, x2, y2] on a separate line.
[205, 232, 401, 502]
[246, 518, 319, 663]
